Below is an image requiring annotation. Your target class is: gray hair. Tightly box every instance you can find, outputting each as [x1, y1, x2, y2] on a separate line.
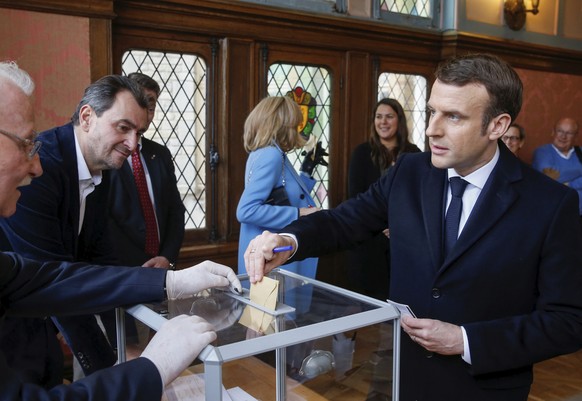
[0, 61, 35, 96]
[71, 75, 148, 125]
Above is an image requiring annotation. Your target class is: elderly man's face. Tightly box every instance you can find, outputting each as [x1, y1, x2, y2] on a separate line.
[552, 118, 578, 154]
[0, 80, 42, 217]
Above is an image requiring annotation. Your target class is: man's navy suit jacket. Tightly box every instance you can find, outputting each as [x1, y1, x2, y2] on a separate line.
[107, 137, 185, 266]
[0, 252, 166, 401]
[0, 123, 119, 380]
[286, 144, 582, 400]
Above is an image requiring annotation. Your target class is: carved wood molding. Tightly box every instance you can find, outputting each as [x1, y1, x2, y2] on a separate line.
[112, 0, 582, 75]
[0, 0, 114, 18]
[442, 32, 582, 75]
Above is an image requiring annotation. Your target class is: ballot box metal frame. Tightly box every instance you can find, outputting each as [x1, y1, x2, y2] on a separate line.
[116, 268, 401, 401]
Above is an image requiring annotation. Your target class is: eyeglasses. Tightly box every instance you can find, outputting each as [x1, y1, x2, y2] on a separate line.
[0, 128, 42, 159]
[555, 129, 577, 137]
[502, 135, 520, 143]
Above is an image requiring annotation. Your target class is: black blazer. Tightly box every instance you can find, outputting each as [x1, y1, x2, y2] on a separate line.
[0, 252, 166, 401]
[286, 145, 582, 400]
[107, 138, 185, 266]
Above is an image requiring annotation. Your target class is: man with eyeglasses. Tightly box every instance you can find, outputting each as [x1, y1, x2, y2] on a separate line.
[0, 60, 242, 400]
[532, 117, 582, 215]
[501, 123, 525, 157]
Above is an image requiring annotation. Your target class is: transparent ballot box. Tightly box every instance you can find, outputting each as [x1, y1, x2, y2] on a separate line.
[116, 268, 401, 400]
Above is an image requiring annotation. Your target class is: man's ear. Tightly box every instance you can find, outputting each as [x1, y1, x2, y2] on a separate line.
[488, 113, 512, 141]
[78, 105, 93, 132]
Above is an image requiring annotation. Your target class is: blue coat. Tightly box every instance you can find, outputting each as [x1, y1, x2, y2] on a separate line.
[0, 252, 167, 401]
[237, 145, 318, 277]
[285, 144, 582, 400]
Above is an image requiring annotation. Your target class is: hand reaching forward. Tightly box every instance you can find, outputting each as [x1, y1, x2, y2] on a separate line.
[141, 315, 216, 386]
[400, 315, 464, 356]
[245, 231, 294, 283]
[166, 261, 242, 300]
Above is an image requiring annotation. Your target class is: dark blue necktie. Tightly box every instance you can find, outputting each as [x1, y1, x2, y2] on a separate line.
[444, 177, 468, 257]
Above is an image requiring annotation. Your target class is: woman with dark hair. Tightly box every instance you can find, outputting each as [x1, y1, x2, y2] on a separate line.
[346, 98, 421, 299]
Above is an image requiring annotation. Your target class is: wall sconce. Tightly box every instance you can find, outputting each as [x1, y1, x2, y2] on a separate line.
[504, 0, 540, 31]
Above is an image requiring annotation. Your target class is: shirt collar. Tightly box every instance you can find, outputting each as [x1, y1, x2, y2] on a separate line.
[74, 131, 102, 186]
[447, 145, 500, 191]
[551, 144, 574, 159]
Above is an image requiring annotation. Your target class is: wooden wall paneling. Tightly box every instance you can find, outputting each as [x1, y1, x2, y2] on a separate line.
[113, 0, 443, 64]
[442, 32, 582, 76]
[219, 37, 256, 244]
[0, 0, 114, 18]
[90, 18, 113, 80]
[344, 51, 374, 195]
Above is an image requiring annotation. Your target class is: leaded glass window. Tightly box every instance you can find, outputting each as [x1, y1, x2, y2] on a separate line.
[267, 64, 331, 209]
[378, 73, 427, 150]
[380, 0, 432, 17]
[122, 50, 207, 229]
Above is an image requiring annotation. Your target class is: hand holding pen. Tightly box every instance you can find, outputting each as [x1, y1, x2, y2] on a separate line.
[244, 231, 296, 283]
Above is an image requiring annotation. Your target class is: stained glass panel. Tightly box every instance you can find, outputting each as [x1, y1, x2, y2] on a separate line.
[268, 64, 331, 209]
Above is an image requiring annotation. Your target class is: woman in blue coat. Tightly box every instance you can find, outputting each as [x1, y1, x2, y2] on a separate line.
[237, 96, 320, 279]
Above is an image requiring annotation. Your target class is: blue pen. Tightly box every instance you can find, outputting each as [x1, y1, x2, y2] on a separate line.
[273, 245, 293, 253]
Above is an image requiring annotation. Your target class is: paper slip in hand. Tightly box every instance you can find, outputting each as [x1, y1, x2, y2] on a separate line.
[387, 300, 417, 318]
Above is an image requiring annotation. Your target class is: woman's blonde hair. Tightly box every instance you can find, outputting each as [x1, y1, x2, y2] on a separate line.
[243, 96, 305, 153]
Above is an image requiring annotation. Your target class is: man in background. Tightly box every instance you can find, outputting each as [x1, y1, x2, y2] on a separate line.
[501, 123, 525, 157]
[108, 72, 185, 269]
[0, 59, 242, 401]
[532, 117, 582, 215]
[103, 72, 185, 350]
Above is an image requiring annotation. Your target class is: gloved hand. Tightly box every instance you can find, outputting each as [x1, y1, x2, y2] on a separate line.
[141, 314, 216, 386]
[166, 261, 242, 300]
[300, 141, 328, 177]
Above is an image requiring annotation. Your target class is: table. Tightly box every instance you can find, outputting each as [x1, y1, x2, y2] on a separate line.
[116, 268, 401, 400]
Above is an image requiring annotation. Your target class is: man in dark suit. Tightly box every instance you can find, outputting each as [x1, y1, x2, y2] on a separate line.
[108, 72, 185, 269]
[0, 74, 151, 384]
[103, 72, 185, 350]
[244, 54, 582, 401]
[0, 59, 241, 401]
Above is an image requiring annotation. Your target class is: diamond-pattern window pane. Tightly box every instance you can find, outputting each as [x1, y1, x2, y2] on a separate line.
[378, 73, 427, 151]
[380, 0, 431, 17]
[267, 64, 331, 209]
[122, 50, 207, 229]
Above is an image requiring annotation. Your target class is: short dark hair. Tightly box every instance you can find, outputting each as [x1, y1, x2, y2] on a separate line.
[128, 72, 161, 97]
[71, 75, 148, 125]
[510, 123, 526, 140]
[435, 54, 523, 130]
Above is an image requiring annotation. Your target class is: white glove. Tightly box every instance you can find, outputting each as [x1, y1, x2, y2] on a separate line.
[166, 261, 242, 300]
[141, 314, 216, 386]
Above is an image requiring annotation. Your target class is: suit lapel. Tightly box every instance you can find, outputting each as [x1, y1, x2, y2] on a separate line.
[439, 146, 522, 273]
[59, 125, 81, 248]
[141, 141, 162, 216]
[421, 166, 447, 269]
